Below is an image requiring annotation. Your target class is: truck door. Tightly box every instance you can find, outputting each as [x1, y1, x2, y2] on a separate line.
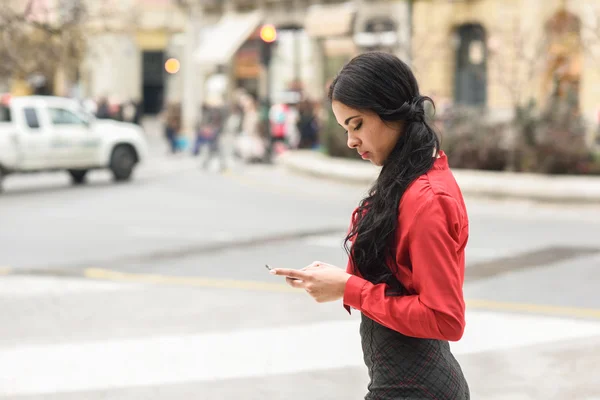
[0, 104, 19, 169]
[11, 102, 56, 170]
[46, 106, 99, 168]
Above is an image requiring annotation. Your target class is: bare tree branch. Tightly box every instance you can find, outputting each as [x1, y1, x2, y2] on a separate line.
[0, 0, 139, 88]
[23, 0, 36, 18]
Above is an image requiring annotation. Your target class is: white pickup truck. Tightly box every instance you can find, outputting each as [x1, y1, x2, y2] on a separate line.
[0, 95, 148, 191]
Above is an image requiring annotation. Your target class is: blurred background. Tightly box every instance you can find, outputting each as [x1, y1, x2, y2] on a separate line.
[1, 0, 600, 399]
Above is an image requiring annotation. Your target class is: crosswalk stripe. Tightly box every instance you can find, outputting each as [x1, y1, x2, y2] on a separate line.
[1, 310, 600, 397]
[83, 268, 299, 293]
[0, 275, 142, 297]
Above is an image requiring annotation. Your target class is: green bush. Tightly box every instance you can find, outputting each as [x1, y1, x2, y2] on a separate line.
[513, 97, 599, 175]
[437, 98, 600, 175]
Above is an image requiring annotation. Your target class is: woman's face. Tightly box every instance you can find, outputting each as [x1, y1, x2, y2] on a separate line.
[332, 100, 403, 166]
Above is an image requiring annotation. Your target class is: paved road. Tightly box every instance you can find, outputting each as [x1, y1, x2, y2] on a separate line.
[1, 157, 600, 399]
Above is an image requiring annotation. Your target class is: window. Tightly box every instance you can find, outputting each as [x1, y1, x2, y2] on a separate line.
[23, 108, 40, 129]
[454, 23, 487, 107]
[0, 106, 10, 122]
[48, 108, 86, 125]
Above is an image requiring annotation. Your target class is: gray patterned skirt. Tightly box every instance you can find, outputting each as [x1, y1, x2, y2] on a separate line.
[360, 313, 470, 400]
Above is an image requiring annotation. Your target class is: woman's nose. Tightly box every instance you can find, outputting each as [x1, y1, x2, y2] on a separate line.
[347, 133, 361, 149]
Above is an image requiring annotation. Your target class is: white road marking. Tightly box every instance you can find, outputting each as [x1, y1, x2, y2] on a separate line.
[1, 310, 600, 396]
[0, 276, 142, 298]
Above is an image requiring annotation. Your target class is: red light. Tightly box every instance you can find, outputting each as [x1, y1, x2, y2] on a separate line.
[259, 24, 277, 43]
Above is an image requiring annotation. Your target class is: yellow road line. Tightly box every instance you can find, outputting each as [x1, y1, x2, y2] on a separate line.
[83, 268, 300, 293]
[82, 268, 600, 320]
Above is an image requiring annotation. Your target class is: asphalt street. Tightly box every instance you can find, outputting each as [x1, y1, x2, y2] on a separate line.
[1, 155, 600, 399]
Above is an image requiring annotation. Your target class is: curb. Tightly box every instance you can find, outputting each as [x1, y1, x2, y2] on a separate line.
[278, 151, 600, 203]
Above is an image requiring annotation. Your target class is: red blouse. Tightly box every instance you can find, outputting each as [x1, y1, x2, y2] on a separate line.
[343, 151, 469, 341]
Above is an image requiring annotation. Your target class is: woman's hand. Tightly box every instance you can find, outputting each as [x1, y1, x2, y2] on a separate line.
[270, 262, 352, 303]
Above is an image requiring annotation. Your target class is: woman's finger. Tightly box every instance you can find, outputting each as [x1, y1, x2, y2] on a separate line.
[286, 277, 305, 288]
[271, 268, 310, 281]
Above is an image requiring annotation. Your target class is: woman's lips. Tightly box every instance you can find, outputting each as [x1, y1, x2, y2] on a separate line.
[360, 151, 370, 159]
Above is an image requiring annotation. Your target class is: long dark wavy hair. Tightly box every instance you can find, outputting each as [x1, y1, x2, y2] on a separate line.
[328, 52, 440, 285]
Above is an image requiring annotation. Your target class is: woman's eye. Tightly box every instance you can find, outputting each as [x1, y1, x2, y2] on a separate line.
[343, 122, 362, 135]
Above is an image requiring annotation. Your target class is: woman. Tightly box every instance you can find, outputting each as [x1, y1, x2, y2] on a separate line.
[270, 52, 470, 399]
[236, 94, 265, 162]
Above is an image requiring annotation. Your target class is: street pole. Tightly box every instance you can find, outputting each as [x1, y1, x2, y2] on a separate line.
[182, 3, 203, 144]
[259, 24, 277, 162]
[265, 60, 272, 156]
[294, 30, 301, 86]
[262, 48, 274, 163]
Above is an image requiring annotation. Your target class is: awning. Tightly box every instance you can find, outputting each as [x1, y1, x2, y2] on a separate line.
[304, 2, 356, 38]
[194, 10, 263, 67]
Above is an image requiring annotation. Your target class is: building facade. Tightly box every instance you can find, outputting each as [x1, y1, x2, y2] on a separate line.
[412, 0, 600, 135]
[181, 0, 411, 134]
[80, 0, 186, 113]
[15, 0, 598, 142]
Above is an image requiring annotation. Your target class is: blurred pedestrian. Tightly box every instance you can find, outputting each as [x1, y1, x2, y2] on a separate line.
[162, 102, 181, 154]
[269, 100, 292, 154]
[96, 97, 110, 119]
[269, 52, 470, 400]
[235, 93, 265, 163]
[193, 97, 227, 171]
[221, 102, 243, 166]
[108, 96, 123, 121]
[122, 100, 137, 124]
[296, 99, 319, 149]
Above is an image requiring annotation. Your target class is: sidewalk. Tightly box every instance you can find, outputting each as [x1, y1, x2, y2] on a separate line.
[277, 150, 600, 203]
[3, 273, 600, 399]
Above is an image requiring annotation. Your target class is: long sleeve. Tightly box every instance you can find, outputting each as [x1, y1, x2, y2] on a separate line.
[343, 194, 467, 341]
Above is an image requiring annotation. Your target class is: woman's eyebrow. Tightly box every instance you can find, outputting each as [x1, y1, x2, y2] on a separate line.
[344, 115, 361, 125]
[338, 115, 361, 127]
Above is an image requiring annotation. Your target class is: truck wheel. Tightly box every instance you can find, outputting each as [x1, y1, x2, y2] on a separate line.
[110, 145, 136, 182]
[68, 169, 88, 185]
